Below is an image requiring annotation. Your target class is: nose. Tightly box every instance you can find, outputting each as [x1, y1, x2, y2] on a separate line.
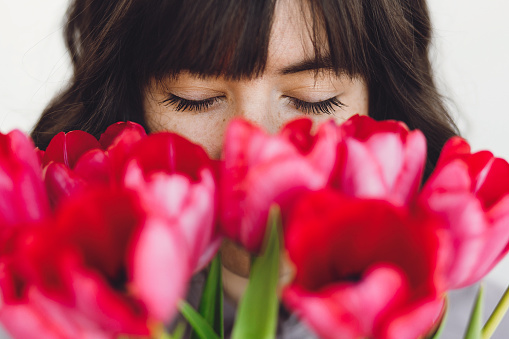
[230, 80, 280, 134]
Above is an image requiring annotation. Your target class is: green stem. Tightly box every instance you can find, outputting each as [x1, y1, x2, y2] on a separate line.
[482, 284, 509, 338]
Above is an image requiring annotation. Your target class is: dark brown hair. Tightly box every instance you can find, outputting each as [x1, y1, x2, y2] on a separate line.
[31, 0, 458, 179]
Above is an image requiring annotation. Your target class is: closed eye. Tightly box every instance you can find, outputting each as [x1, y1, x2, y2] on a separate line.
[161, 93, 346, 115]
[161, 94, 224, 112]
[286, 96, 346, 115]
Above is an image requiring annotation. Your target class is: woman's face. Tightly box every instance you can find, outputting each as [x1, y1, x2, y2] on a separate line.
[143, 0, 368, 159]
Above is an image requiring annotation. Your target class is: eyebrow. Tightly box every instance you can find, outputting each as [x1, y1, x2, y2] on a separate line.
[278, 56, 335, 75]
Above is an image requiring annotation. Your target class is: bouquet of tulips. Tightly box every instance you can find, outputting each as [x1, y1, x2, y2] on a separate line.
[1, 115, 508, 339]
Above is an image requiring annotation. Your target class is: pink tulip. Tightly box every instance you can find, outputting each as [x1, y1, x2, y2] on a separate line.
[331, 115, 427, 205]
[0, 287, 114, 339]
[220, 118, 338, 253]
[0, 267, 152, 339]
[419, 137, 509, 289]
[0, 130, 51, 308]
[0, 130, 49, 226]
[283, 190, 445, 339]
[0, 188, 190, 338]
[123, 132, 219, 271]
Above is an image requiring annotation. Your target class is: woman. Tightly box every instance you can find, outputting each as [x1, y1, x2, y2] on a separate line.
[31, 0, 457, 175]
[31, 0, 460, 337]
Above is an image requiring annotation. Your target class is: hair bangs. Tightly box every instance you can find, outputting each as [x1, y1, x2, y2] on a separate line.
[132, 0, 276, 82]
[130, 0, 371, 84]
[304, 0, 371, 80]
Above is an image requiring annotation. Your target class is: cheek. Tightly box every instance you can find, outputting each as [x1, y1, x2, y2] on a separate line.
[348, 85, 369, 117]
[330, 78, 369, 125]
[144, 100, 230, 160]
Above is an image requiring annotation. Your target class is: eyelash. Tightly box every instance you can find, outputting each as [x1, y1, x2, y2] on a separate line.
[287, 97, 346, 115]
[161, 94, 221, 112]
[162, 94, 346, 115]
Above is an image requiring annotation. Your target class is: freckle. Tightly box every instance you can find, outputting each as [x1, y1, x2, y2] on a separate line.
[222, 118, 226, 122]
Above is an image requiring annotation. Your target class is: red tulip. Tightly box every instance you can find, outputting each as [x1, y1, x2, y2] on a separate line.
[331, 115, 426, 205]
[42, 130, 101, 206]
[43, 122, 147, 205]
[0, 130, 49, 226]
[123, 132, 219, 271]
[42, 130, 101, 169]
[220, 118, 338, 252]
[71, 122, 147, 186]
[419, 137, 509, 289]
[283, 190, 445, 339]
[97, 121, 147, 183]
[0, 131, 50, 307]
[98, 121, 147, 150]
[0, 188, 190, 338]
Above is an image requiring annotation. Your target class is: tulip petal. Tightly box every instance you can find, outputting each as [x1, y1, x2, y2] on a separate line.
[1, 130, 40, 174]
[124, 161, 216, 269]
[382, 297, 445, 339]
[0, 295, 75, 339]
[435, 137, 471, 167]
[333, 115, 426, 205]
[476, 157, 509, 210]
[73, 149, 111, 185]
[339, 138, 388, 198]
[99, 121, 146, 150]
[44, 163, 86, 206]
[284, 266, 409, 339]
[221, 118, 337, 252]
[43, 131, 100, 169]
[69, 269, 149, 335]
[130, 218, 189, 322]
[392, 130, 427, 204]
[0, 286, 113, 339]
[0, 130, 49, 225]
[283, 190, 442, 338]
[421, 138, 509, 289]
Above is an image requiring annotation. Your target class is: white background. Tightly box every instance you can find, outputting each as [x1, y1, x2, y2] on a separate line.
[0, 0, 508, 287]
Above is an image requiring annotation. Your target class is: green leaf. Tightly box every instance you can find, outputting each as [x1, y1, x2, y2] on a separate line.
[158, 331, 173, 339]
[428, 297, 448, 339]
[231, 205, 281, 339]
[191, 255, 224, 339]
[179, 300, 220, 339]
[171, 322, 187, 339]
[482, 282, 509, 339]
[464, 285, 484, 339]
